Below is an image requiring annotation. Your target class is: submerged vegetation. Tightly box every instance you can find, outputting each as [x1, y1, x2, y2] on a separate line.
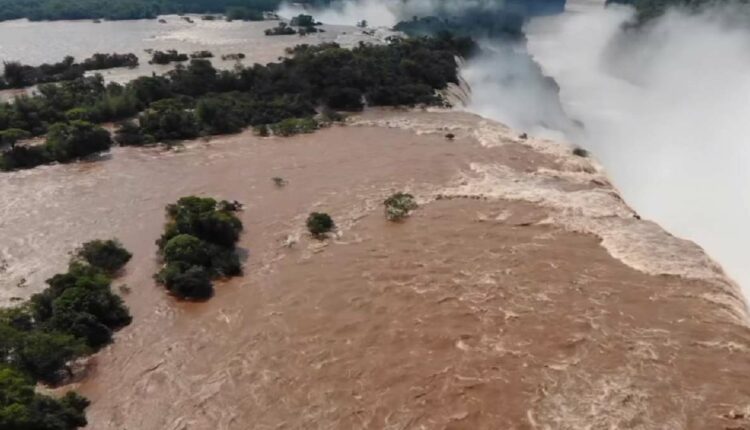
[0, 53, 138, 89]
[0, 239, 133, 429]
[190, 50, 214, 59]
[155, 196, 244, 300]
[384, 192, 418, 221]
[307, 212, 335, 238]
[265, 21, 297, 36]
[149, 50, 189, 65]
[0, 34, 472, 171]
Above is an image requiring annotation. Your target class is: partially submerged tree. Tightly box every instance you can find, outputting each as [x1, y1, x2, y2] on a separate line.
[306, 212, 335, 238]
[572, 147, 589, 158]
[384, 192, 418, 221]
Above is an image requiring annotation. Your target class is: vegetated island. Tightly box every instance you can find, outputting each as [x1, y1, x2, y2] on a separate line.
[149, 50, 189, 65]
[155, 196, 244, 300]
[265, 14, 324, 36]
[0, 53, 139, 89]
[0, 33, 476, 171]
[0, 239, 133, 430]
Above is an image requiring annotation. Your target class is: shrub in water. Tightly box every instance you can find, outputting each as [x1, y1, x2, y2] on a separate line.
[306, 212, 334, 238]
[384, 192, 418, 221]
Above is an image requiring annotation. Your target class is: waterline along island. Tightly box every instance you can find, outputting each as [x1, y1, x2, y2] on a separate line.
[1, 0, 749, 429]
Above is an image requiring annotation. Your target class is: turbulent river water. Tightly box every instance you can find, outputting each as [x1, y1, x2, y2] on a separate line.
[525, 0, 750, 293]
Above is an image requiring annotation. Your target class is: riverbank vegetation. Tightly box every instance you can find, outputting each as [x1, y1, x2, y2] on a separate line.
[0, 34, 472, 171]
[0, 239, 133, 429]
[0, 53, 138, 89]
[155, 196, 243, 300]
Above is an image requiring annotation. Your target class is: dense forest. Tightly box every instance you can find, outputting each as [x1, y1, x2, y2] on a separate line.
[394, 0, 564, 39]
[0, 0, 333, 21]
[607, 0, 750, 22]
[0, 239, 133, 429]
[0, 34, 475, 170]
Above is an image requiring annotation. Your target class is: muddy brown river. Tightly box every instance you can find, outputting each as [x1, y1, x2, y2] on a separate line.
[2, 108, 749, 428]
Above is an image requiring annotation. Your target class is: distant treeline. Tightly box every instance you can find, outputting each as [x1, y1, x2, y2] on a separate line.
[607, 0, 750, 22]
[0, 34, 474, 171]
[394, 0, 565, 39]
[0, 0, 331, 22]
[0, 53, 138, 89]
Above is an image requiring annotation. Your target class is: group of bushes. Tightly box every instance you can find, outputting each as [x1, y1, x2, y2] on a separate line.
[0, 34, 471, 170]
[155, 196, 243, 299]
[265, 21, 297, 36]
[265, 14, 323, 36]
[0, 239, 132, 430]
[190, 50, 214, 59]
[149, 50, 189, 65]
[302, 193, 417, 239]
[0, 53, 138, 89]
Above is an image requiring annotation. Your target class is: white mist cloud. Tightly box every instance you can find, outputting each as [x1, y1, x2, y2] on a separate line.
[526, 4, 750, 291]
[461, 40, 576, 139]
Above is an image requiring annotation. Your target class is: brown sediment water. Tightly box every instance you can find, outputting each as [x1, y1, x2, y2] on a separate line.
[2, 110, 750, 428]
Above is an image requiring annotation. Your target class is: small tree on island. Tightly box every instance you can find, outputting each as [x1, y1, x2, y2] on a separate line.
[307, 212, 335, 238]
[384, 192, 418, 221]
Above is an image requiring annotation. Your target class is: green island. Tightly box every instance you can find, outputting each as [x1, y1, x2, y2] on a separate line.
[155, 196, 244, 300]
[0, 33, 475, 171]
[0, 53, 139, 89]
[0, 239, 132, 430]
